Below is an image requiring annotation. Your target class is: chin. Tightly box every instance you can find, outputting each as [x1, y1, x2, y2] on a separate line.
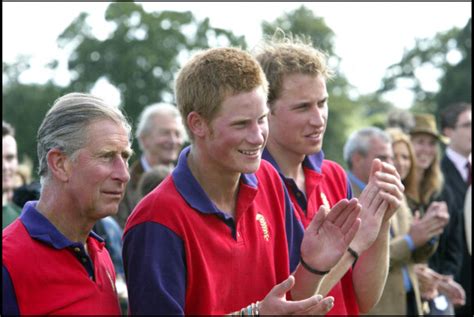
[239, 162, 261, 174]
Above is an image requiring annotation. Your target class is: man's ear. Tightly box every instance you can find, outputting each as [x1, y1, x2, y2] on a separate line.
[443, 127, 454, 139]
[46, 148, 71, 182]
[351, 152, 364, 170]
[187, 111, 208, 138]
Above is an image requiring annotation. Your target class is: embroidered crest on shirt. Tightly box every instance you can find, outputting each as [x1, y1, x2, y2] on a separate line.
[320, 192, 330, 209]
[106, 269, 116, 293]
[256, 213, 270, 241]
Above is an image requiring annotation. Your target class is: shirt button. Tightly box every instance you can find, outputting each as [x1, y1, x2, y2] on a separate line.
[74, 247, 81, 253]
[82, 258, 87, 263]
[296, 192, 301, 197]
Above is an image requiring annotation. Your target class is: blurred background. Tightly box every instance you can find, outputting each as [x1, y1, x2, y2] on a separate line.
[3, 2, 471, 174]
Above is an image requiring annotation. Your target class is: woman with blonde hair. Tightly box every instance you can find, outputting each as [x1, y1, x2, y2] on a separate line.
[409, 113, 465, 315]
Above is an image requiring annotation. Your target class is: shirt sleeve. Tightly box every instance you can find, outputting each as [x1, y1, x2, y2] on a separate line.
[2, 265, 19, 315]
[123, 222, 186, 315]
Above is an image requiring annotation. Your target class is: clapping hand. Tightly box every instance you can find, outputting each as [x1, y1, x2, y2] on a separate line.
[258, 275, 335, 315]
[300, 198, 361, 272]
[351, 159, 403, 253]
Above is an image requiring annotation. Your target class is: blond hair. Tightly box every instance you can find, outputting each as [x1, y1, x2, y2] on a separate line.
[175, 47, 268, 140]
[386, 127, 419, 203]
[253, 32, 333, 108]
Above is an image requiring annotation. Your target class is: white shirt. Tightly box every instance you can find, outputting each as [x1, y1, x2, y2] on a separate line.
[446, 147, 470, 182]
[140, 155, 153, 173]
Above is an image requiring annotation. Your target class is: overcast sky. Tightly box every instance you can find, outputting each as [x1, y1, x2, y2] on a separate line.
[3, 2, 471, 108]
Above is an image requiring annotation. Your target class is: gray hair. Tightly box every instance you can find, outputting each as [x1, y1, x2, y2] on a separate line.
[343, 127, 391, 169]
[37, 92, 132, 184]
[135, 102, 185, 150]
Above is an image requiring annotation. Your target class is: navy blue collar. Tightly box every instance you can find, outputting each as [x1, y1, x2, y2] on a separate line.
[172, 146, 258, 219]
[347, 171, 367, 192]
[20, 201, 103, 249]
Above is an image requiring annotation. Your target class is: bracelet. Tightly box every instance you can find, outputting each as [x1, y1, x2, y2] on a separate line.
[347, 247, 359, 268]
[255, 301, 260, 316]
[300, 256, 330, 275]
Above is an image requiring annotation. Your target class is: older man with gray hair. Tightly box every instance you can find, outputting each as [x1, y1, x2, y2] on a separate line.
[115, 102, 186, 228]
[343, 127, 394, 195]
[2, 92, 133, 315]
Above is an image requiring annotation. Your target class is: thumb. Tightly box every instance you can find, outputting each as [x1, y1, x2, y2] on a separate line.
[368, 158, 382, 182]
[270, 275, 295, 298]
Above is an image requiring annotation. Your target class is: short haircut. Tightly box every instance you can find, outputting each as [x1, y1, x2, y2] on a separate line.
[3, 120, 15, 137]
[37, 92, 132, 182]
[135, 102, 185, 150]
[175, 47, 268, 140]
[343, 127, 391, 169]
[440, 102, 472, 130]
[253, 33, 333, 108]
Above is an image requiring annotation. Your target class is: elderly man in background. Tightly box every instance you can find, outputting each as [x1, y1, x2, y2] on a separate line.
[115, 103, 185, 228]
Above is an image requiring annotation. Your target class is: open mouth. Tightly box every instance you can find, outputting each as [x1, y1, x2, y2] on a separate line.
[238, 149, 260, 157]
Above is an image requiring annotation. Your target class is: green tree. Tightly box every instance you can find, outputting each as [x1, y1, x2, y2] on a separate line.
[56, 2, 247, 156]
[378, 18, 471, 115]
[3, 61, 65, 178]
[261, 5, 383, 166]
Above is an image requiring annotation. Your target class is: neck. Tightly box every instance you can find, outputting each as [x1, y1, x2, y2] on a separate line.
[266, 138, 306, 186]
[36, 185, 93, 245]
[187, 147, 240, 217]
[449, 145, 470, 159]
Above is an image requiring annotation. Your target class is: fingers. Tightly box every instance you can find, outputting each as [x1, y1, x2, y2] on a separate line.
[297, 296, 334, 315]
[308, 204, 329, 234]
[368, 158, 382, 182]
[325, 199, 348, 222]
[283, 294, 326, 313]
[327, 198, 357, 227]
[374, 172, 404, 201]
[340, 201, 361, 233]
[269, 275, 295, 298]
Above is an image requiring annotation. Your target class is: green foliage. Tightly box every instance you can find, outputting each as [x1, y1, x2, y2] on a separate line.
[3, 3, 248, 171]
[55, 2, 246, 156]
[378, 18, 471, 116]
[3, 81, 66, 179]
[262, 5, 336, 57]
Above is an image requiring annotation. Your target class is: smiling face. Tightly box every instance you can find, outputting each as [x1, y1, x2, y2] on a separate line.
[411, 133, 438, 171]
[392, 141, 412, 181]
[200, 86, 269, 176]
[64, 119, 132, 221]
[140, 113, 184, 165]
[268, 74, 328, 160]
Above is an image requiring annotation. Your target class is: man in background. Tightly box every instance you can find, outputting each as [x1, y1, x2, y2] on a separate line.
[440, 102, 472, 316]
[3, 120, 22, 229]
[115, 103, 185, 227]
